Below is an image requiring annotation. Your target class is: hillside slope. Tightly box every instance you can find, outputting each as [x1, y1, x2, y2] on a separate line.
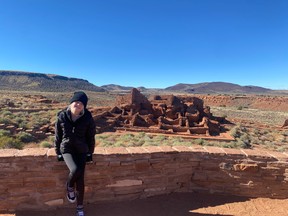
[0, 70, 105, 92]
[165, 82, 271, 94]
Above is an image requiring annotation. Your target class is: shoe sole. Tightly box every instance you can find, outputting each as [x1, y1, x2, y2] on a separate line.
[66, 194, 76, 203]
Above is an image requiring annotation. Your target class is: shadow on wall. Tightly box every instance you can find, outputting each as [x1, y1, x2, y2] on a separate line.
[15, 192, 248, 216]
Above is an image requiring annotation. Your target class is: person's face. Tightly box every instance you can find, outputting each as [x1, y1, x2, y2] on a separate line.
[70, 101, 84, 115]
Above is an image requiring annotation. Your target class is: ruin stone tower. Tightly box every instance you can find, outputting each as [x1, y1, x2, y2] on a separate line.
[116, 88, 153, 115]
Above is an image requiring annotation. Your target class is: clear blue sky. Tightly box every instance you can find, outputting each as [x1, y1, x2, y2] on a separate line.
[0, 0, 287, 89]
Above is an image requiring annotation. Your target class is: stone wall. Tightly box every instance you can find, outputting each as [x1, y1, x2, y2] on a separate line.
[1, 146, 288, 212]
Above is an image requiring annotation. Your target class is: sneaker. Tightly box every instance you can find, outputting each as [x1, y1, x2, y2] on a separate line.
[76, 208, 85, 216]
[66, 183, 76, 203]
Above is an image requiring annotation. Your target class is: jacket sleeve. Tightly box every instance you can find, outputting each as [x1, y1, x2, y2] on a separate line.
[87, 116, 96, 154]
[54, 116, 63, 155]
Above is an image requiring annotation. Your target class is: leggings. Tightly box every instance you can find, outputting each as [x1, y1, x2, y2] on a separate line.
[63, 153, 86, 206]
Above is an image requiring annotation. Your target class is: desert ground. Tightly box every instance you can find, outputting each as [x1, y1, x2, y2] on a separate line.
[1, 192, 288, 216]
[1, 90, 288, 151]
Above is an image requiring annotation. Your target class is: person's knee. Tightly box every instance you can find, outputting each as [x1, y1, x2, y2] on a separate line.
[70, 167, 84, 178]
[70, 167, 77, 176]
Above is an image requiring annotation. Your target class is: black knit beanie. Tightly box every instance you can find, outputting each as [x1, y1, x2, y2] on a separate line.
[70, 91, 88, 108]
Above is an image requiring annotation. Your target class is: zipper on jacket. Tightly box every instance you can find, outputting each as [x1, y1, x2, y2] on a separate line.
[72, 127, 75, 133]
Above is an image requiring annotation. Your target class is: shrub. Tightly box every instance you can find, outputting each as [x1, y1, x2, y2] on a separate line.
[1, 111, 13, 116]
[153, 135, 166, 142]
[239, 134, 251, 148]
[0, 136, 23, 149]
[0, 129, 10, 137]
[194, 138, 205, 145]
[40, 141, 53, 148]
[234, 139, 247, 149]
[16, 132, 35, 143]
[0, 117, 12, 124]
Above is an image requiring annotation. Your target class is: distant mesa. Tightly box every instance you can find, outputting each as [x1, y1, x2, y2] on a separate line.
[0, 70, 105, 92]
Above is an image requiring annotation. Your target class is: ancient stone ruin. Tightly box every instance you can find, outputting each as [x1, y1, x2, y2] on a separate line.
[92, 88, 225, 136]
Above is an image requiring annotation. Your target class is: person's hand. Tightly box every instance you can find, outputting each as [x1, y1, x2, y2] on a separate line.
[86, 153, 93, 162]
[57, 154, 64, 161]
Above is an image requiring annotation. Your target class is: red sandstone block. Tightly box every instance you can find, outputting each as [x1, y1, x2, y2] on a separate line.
[47, 148, 56, 157]
[159, 146, 178, 153]
[178, 161, 199, 168]
[190, 145, 208, 153]
[120, 161, 135, 166]
[233, 163, 259, 172]
[0, 149, 18, 157]
[260, 166, 281, 173]
[105, 147, 128, 155]
[0, 162, 11, 170]
[172, 146, 193, 152]
[135, 159, 150, 171]
[241, 149, 275, 159]
[192, 172, 208, 181]
[126, 147, 148, 154]
[142, 146, 163, 153]
[266, 151, 288, 162]
[0, 178, 24, 189]
[108, 161, 120, 167]
[94, 147, 107, 155]
[16, 148, 48, 157]
[222, 148, 246, 157]
[149, 157, 172, 164]
[8, 186, 36, 196]
[167, 173, 191, 183]
[203, 146, 226, 155]
[200, 161, 222, 171]
[110, 186, 143, 195]
[39, 192, 65, 202]
[94, 161, 109, 167]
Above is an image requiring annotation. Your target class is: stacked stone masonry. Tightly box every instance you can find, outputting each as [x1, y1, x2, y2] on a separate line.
[0, 146, 288, 212]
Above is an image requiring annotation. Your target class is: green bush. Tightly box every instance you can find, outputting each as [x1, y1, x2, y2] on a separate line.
[0, 129, 10, 137]
[0, 117, 12, 124]
[237, 106, 243, 110]
[16, 132, 35, 143]
[1, 110, 13, 116]
[40, 141, 53, 148]
[194, 138, 205, 145]
[0, 136, 23, 149]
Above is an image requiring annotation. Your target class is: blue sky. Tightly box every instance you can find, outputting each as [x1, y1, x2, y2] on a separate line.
[0, 0, 287, 89]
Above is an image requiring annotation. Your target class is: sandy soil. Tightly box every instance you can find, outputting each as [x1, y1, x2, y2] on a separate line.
[2, 192, 288, 216]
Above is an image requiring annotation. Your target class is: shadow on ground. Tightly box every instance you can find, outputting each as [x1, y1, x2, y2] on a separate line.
[14, 192, 251, 216]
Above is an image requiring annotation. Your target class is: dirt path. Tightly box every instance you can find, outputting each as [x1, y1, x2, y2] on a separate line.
[2, 192, 288, 216]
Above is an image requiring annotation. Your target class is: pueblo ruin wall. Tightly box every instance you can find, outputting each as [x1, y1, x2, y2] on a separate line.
[93, 88, 226, 136]
[1, 146, 288, 212]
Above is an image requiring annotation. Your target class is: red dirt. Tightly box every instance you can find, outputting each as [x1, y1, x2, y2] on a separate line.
[4, 192, 288, 216]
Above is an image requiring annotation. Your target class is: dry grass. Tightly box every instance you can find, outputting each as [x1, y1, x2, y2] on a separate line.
[211, 106, 288, 126]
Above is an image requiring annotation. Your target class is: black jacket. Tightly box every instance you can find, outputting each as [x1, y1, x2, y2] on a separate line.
[54, 108, 96, 155]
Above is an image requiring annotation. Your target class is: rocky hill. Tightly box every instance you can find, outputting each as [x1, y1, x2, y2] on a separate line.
[101, 84, 149, 92]
[101, 82, 276, 94]
[101, 84, 135, 91]
[165, 82, 272, 94]
[0, 70, 105, 92]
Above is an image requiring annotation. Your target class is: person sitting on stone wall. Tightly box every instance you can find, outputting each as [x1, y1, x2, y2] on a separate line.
[54, 91, 96, 216]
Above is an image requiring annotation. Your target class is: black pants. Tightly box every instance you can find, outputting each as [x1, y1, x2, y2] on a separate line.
[63, 153, 86, 206]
